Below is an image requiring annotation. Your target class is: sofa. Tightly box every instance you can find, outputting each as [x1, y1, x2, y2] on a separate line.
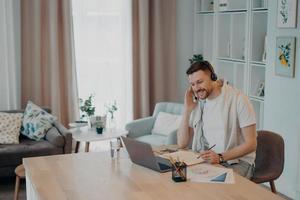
[125, 102, 184, 146]
[0, 109, 72, 177]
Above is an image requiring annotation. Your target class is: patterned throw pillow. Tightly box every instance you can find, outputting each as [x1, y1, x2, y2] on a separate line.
[0, 113, 23, 144]
[21, 101, 57, 141]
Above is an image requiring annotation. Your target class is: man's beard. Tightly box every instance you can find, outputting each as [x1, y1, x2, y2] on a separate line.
[196, 89, 209, 100]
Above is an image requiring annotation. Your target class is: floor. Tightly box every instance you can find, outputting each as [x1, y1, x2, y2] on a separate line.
[0, 140, 293, 200]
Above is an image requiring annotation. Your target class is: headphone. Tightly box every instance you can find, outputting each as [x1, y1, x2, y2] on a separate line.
[199, 61, 218, 81]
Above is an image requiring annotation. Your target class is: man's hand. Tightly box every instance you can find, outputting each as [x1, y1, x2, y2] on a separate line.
[184, 87, 197, 112]
[200, 150, 220, 164]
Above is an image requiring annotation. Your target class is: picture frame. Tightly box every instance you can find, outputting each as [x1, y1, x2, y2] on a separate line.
[277, 0, 298, 28]
[275, 37, 296, 78]
[90, 115, 107, 129]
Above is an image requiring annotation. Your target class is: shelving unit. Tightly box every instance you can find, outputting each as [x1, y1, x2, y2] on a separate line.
[193, 0, 268, 130]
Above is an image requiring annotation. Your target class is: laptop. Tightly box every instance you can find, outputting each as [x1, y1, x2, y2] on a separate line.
[121, 136, 172, 173]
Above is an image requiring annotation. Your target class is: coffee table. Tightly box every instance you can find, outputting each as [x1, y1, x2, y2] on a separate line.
[70, 127, 128, 156]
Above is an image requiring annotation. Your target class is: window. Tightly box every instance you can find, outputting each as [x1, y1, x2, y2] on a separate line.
[72, 0, 133, 128]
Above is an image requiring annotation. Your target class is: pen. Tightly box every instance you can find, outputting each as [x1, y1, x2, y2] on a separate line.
[196, 144, 216, 159]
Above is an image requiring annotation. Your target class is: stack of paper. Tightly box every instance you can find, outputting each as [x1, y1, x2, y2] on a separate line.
[187, 163, 235, 184]
[159, 150, 204, 166]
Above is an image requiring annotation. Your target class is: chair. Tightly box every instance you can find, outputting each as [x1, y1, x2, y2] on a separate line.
[125, 102, 184, 146]
[251, 130, 285, 193]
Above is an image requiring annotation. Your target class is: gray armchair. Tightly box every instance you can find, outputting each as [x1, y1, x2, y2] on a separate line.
[125, 102, 184, 146]
[0, 109, 72, 177]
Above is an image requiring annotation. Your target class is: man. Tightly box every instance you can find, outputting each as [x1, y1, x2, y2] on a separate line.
[177, 60, 257, 179]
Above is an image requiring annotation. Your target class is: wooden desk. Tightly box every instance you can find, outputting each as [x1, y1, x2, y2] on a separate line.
[23, 151, 283, 200]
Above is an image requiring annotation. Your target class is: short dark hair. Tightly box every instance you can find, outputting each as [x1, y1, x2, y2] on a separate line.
[186, 60, 217, 81]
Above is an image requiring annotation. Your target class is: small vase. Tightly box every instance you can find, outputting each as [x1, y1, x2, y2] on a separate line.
[108, 117, 117, 131]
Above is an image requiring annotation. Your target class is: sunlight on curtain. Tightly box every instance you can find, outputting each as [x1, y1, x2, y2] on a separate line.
[0, 0, 21, 110]
[72, 0, 133, 128]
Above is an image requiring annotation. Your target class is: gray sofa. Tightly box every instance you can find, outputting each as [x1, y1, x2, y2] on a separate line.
[0, 109, 72, 177]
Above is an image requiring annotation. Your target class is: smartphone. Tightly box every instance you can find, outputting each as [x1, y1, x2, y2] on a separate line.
[193, 93, 198, 102]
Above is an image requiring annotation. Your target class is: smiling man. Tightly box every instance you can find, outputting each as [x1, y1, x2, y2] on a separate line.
[177, 60, 257, 179]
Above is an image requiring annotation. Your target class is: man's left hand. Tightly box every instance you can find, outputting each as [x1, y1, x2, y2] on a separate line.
[200, 150, 220, 164]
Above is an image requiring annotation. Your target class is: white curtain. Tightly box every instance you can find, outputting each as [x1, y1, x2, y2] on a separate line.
[0, 0, 21, 110]
[72, 0, 133, 128]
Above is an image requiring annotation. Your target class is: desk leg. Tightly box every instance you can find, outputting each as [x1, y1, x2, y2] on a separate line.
[75, 141, 80, 153]
[85, 142, 90, 152]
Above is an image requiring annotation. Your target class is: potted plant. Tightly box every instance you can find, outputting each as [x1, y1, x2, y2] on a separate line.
[79, 94, 96, 127]
[95, 121, 105, 134]
[189, 54, 203, 64]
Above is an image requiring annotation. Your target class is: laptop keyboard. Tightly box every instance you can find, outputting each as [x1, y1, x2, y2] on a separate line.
[158, 162, 171, 170]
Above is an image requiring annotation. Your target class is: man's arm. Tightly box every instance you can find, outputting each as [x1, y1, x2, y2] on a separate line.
[221, 124, 257, 161]
[177, 110, 194, 148]
[177, 87, 197, 148]
[201, 124, 257, 164]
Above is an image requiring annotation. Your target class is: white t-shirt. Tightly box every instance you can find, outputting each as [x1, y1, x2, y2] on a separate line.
[190, 82, 257, 164]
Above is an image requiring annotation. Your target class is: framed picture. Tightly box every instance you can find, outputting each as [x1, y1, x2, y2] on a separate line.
[275, 37, 296, 77]
[277, 0, 298, 28]
[90, 115, 107, 129]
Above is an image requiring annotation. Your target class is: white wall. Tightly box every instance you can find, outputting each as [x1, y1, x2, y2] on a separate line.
[176, 0, 194, 102]
[176, 1, 300, 199]
[264, 2, 300, 199]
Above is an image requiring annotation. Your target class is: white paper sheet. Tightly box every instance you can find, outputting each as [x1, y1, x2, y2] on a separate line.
[187, 163, 235, 184]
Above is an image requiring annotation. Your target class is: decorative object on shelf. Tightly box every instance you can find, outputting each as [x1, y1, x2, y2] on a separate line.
[242, 38, 246, 60]
[275, 37, 296, 78]
[219, 0, 228, 11]
[256, 81, 265, 97]
[253, 0, 266, 9]
[277, 0, 297, 28]
[227, 42, 231, 58]
[79, 94, 95, 121]
[208, 0, 214, 11]
[105, 101, 118, 130]
[189, 54, 203, 64]
[262, 35, 267, 62]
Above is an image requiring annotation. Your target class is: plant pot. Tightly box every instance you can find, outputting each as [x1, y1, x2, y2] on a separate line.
[96, 127, 103, 134]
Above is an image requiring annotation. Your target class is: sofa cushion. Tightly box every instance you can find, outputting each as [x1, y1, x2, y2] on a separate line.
[45, 126, 65, 147]
[21, 101, 56, 141]
[0, 112, 23, 144]
[0, 138, 63, 168]
[151, 112, 182, 136]
[135, 134, 167, 146]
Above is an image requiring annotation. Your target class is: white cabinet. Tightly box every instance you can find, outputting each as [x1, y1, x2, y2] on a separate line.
[193, 0, 268, 129]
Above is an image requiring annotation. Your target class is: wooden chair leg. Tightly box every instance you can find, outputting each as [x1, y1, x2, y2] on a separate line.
[75, 141, 80, 153]
[14, 176, 20, 200]
[270, 180, 277, 194]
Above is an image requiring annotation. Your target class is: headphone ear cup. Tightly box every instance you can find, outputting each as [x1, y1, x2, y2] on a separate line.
[211, 73, 217, 81]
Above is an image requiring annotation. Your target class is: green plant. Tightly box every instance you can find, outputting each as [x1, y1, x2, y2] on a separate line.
[105, 101, 117, 119]
[79, 94, 95, 120]
[189, 54, 203, 64]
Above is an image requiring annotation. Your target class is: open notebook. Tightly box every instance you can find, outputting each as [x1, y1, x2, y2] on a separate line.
[159, 150, 204, 166]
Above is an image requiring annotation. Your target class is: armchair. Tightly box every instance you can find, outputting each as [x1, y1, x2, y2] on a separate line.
[125, 102, 184, 146]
